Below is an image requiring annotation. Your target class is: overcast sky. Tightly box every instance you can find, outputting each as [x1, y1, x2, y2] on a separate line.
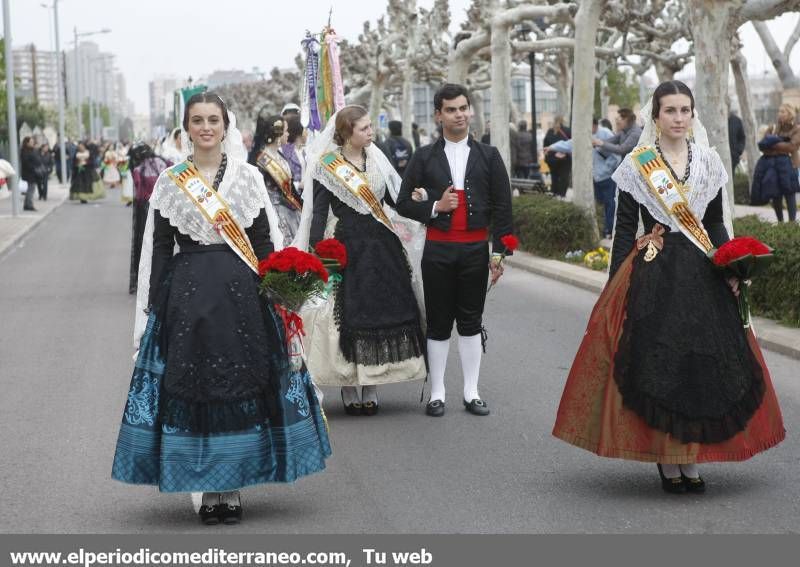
[2, 0, 798, 115]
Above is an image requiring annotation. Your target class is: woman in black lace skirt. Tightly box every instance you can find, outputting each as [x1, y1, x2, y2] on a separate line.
[298, 105, 427, 416]
[553, 81, 784, 494]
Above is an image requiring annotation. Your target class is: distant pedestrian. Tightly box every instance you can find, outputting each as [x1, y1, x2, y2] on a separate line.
[20, 137, 42, 211]
[592, 107, 642, 159]
[543, 116, 572, 197]
[757, 103, 800, 222]
[514, 120, 535, 179]
[383, 120, 414, 176]
[728, 109, 746, 173]
[38, 142, 53, 201]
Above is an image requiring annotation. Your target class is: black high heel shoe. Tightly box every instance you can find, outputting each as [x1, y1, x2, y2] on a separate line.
[219, 491, 243, 524]
[341, 390, 361, 416]
[657, 464, 686, 494]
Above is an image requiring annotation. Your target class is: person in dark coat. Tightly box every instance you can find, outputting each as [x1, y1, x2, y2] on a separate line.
[383, 120, 414, 176]
[514, 120, 535, 179]
[543, 116, 571, 197]
[38, 143, 53, 200]
[728, 111, 746, 173]
[753, 103, 800, 222]
[19, 137, 42, 211]
[396, 83, 514, 418]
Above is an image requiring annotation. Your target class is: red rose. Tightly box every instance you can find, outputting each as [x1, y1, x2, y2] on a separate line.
[500, 234, 519, 253]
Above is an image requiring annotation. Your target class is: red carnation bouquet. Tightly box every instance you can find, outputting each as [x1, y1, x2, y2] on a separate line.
[708, 236, 774, 328]
[314, 238, 348, 272]
[487, 234, 519, 293]
[314, 238, 348, 296]
[258, 247, 329, 311]
[258, 247, 329, 364]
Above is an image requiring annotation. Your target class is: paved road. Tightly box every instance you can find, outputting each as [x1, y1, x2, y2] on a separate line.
[1, 191, 798, 534]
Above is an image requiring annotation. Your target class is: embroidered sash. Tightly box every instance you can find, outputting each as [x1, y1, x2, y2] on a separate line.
[631, 146, 714, 254]
[320, 152, 394, 232]
[256, 150, 302, 211]
[166, 161, 259, 273]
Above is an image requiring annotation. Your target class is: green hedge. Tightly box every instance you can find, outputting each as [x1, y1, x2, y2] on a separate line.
[733, 170, 750, 205]
[512, 194, 598, 258]
[733, 215, 800, 327]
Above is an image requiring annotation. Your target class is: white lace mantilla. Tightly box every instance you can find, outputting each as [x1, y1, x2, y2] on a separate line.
[133, 157, 283, 348]
[311, 151, 387, 216]
[611, 143, 729, 232]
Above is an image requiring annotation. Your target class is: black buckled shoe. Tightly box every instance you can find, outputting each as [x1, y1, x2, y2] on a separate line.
[361, 400, 379, 416]
[657, 464, 686, 494]
[681, 474, 706, 494]
[341, 390, 362, 416]
[463, 398, 490, 416]
[198, 504, 222, 525]
[425, 399, 445, 417]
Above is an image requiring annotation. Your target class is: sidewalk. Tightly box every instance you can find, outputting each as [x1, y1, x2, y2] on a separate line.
[0, 179, 70, 258]
[505, 250, 800, 360]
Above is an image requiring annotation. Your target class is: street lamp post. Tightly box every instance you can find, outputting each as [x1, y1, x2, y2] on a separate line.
[41, 1, 68, 181]
[3, 0, 20, 217]
[528, 51, 542, 183]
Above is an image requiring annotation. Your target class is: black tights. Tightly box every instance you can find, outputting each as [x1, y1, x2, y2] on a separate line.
[772, 193, 797, 222]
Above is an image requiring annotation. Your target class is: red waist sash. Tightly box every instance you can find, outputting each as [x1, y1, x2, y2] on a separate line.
[426, 190, 488, 243]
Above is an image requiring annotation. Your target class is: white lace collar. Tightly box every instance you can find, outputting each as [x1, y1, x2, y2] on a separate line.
[150, 157, 270, 245]
[611, 143, 728, 231]
[311, 150, 387, 215]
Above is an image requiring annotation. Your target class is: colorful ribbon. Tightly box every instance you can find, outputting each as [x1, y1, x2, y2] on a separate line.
[326, 31, 346, 112]
[317, 35, 334, 124]
[322, 272, 342, 297]
[301, 36, 322, 131]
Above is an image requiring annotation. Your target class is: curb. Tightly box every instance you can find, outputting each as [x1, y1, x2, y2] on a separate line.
[0, 183, 69, 259]
[506, 251, 800, 361]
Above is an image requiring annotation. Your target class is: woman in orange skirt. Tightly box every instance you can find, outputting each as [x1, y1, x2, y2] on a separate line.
[553, 81, 785, 493]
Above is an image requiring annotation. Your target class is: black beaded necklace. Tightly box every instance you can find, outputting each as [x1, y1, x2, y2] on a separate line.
[655, 138, 692, 185]
[339, 147, 367, 172]
[188, 152, 228, 189]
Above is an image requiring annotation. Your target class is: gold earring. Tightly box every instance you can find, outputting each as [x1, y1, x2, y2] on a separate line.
[655, 122, 661, 140]
[687, 127, 694, 142]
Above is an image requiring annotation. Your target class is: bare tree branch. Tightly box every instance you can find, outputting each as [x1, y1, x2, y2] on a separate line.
[784, 14, 800, 59]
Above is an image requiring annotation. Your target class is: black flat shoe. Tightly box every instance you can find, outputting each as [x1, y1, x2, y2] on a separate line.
[361, 400, 379, 416]
[657, 464, 686, 494]
[341, 390, 361, 416]
[425, 399, 445, 417]
[198, 504, 221, 525]
[463, 398, 490, 416]
[682, 474, 706, 493]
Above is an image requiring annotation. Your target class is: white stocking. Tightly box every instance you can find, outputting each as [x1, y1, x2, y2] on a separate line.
[680, 464, 700, 479]
[341, 386, 360, 406]
[659, 464, 681, 478]
[458, 333, 482, 401]
[362, 385, 378, 404]
[427, 338, 450, 402]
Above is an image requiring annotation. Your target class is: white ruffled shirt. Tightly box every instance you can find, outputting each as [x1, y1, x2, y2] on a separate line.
[444, 134, 470, 190]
